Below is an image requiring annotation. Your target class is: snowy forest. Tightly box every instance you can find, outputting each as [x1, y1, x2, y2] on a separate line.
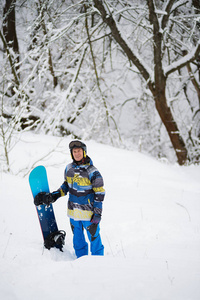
[1, 0, 200, 171]
[1, 2, 200, 298]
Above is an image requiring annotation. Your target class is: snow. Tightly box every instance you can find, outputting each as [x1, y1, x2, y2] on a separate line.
[0, 132, 200, 300]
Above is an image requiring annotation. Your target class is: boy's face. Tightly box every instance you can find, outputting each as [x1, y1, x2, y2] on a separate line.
[72, 147, 84, 161]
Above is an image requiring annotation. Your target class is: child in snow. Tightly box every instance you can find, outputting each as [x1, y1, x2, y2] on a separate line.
[34, 140, 105, 258]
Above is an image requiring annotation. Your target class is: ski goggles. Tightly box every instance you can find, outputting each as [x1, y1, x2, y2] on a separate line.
[69, 140, 86, 150]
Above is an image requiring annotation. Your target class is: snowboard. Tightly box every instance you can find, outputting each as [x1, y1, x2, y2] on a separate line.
[29, 165, 65, 250]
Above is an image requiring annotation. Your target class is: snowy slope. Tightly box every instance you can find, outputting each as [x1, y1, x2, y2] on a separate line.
[0, 133, 200, 300]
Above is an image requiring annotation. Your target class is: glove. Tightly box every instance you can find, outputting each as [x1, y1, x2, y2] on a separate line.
[34, 192, 54, 206]
[34, 190, 61, 206]
[91, 213, 101, 225]
[86, 214, 101, 237]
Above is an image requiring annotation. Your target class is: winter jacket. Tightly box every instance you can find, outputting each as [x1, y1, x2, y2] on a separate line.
[58, 156, 105, 221]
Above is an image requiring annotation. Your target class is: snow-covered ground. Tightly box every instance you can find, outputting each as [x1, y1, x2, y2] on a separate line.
[0, 133, 200, 300]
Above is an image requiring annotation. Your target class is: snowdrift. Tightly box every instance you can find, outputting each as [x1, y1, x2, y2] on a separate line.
[0, 133, 200, 300]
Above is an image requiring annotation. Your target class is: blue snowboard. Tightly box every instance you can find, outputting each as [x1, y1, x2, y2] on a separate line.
[29, 166, 58, 242]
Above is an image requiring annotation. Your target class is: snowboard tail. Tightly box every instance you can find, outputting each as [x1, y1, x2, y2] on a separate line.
[29, 165, 65, 250]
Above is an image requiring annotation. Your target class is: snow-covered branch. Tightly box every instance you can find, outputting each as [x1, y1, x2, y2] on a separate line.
[164, 42, 200, 77]
[160, 0, 176, 29]
[93, 0, 153, 90]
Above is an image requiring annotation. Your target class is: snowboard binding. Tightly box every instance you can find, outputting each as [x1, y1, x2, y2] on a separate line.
[44, 230, 66, 251]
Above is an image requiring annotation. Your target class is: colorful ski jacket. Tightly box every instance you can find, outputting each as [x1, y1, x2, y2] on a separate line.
[58, 156, 105, 221]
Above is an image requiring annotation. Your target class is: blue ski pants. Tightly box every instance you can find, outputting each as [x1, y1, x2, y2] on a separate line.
[70, 219, 104, 258]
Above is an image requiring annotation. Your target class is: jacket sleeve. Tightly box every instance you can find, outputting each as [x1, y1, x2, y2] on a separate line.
[89, 167, 105, 216]
[59, 181, 69, 196]
[58, 166, 69, 196]
[52, 166, 69, 198]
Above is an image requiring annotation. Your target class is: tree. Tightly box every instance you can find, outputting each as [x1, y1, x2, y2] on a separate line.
[1, 0, 200, 168]
[92, 0, 200, 165]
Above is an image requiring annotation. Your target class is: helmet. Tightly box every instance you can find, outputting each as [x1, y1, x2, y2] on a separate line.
[69, 140, 87, 158]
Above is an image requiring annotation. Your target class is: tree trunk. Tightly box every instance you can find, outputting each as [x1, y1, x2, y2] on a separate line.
[148, 0, 188, 165]
[93, 0, 188, 164]
[152, 87, 188, 165]
[3, 0, 19, 56]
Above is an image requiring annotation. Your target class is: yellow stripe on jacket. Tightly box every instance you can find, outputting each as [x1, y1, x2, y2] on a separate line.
[67, 208, 93, 221]
[67, 176, 91, 187]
